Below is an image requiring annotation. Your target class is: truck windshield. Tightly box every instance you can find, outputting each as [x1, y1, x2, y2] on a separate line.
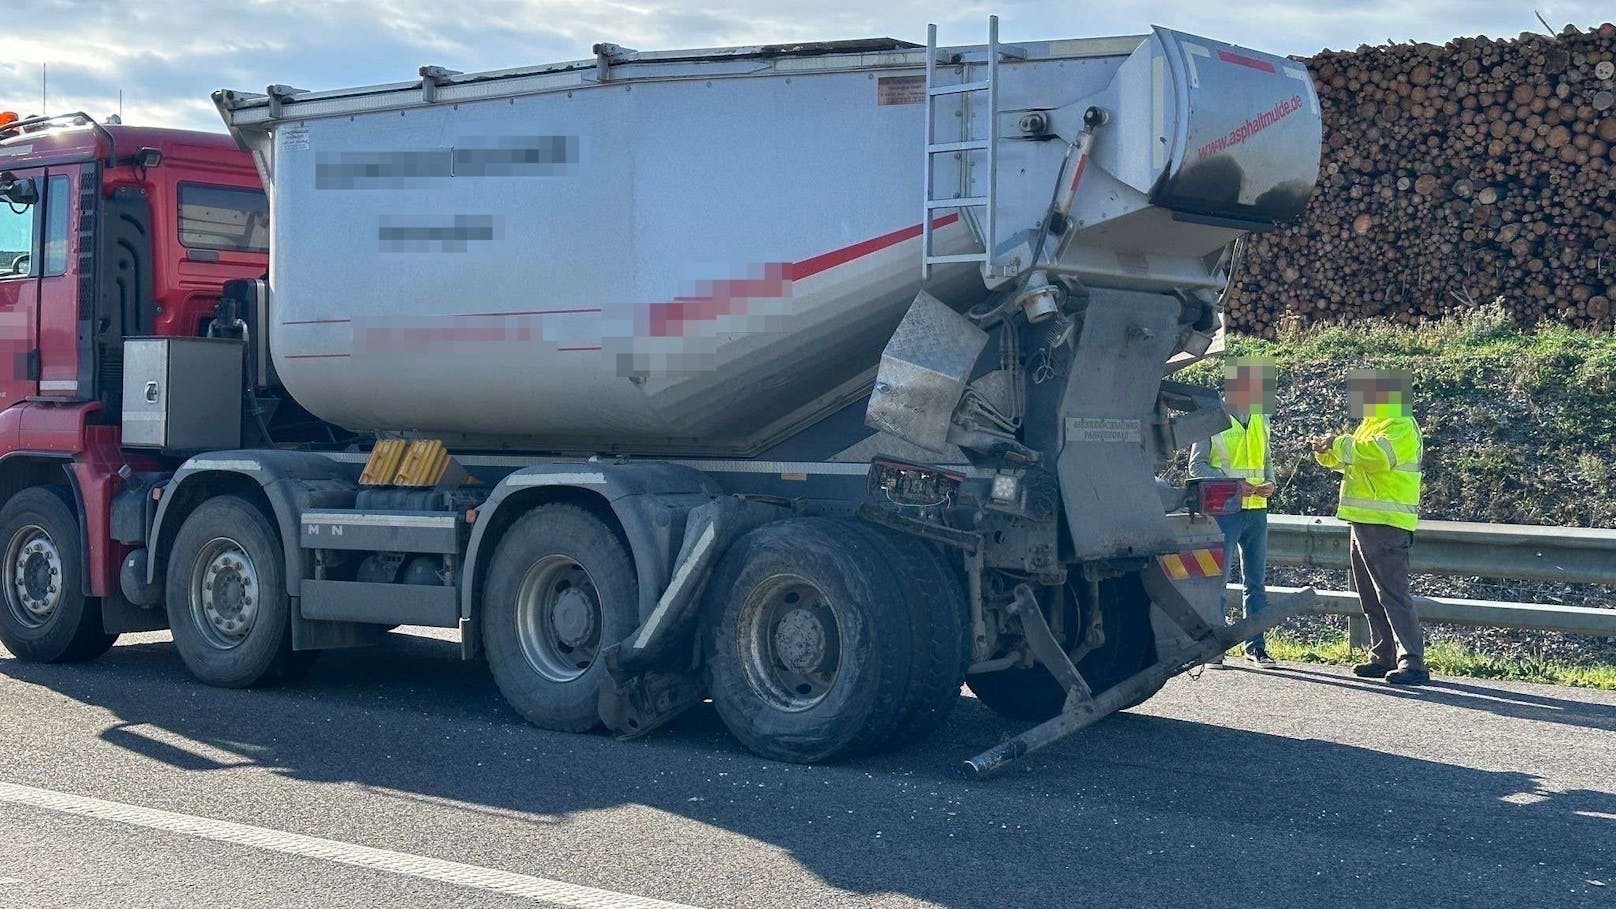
[178, 184, 269, 253]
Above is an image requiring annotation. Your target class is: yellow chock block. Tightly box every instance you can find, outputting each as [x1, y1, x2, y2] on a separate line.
[359, 439, 408, 487]
[393, 439, 451, 488]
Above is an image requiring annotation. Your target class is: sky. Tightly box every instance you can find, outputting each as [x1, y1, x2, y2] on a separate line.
[2, 0, 1610, 132]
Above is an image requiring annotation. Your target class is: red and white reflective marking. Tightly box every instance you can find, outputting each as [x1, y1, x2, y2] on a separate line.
[0, 780, 702, 908]
[1216, 50, 1276, 73]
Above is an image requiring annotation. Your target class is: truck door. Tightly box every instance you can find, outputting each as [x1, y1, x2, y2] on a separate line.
[0, 166, 46, 407]
[32, 170, 81, 399]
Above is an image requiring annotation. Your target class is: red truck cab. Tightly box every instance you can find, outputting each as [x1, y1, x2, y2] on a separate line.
[0, 112, 266, 657]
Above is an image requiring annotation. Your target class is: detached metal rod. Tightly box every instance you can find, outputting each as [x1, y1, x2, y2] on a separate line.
[963, 587, 1318, 780]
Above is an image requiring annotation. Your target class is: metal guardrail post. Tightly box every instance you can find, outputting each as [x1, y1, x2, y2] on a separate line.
[1344, 546, 1367, 650]
[1346, 614, 1369, 650]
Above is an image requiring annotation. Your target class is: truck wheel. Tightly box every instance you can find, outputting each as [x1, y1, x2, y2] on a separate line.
[165, 496, 298, 687]
[850, 524, 969, 750]
[966, 574, 1157, 722]
[481, 505, 637, 733]
[702, 518, 915, 764]
[0, 486, 117, 662]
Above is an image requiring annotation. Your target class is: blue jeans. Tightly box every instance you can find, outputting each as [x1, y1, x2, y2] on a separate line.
[1216, 508, 1270, 653]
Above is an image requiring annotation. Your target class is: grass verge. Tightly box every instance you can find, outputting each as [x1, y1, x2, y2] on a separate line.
[1256, 632, 1616, 691]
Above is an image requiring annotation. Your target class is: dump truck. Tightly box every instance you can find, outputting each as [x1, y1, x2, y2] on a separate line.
[0, 18, 1321, 775]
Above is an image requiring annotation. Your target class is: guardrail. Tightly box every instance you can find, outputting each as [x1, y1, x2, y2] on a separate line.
[1265, 514, 1616, 585]
[1238, 514, 1616, 640]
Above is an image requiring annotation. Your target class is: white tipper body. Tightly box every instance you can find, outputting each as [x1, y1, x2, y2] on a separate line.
[216, 29, 1319, 454]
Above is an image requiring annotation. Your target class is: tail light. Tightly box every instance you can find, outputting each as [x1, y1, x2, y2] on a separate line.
[1191, 477, 1242, 516]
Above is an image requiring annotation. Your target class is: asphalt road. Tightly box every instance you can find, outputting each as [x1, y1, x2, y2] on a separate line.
[1, 629, 1612, 909]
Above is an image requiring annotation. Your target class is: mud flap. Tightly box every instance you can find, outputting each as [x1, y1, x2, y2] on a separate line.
[963, 586, 1317, 779]
[597, 497, 788, 736]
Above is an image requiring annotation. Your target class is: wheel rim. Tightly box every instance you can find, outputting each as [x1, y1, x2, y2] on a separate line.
[737, 574, 842, 713]
[189, 537, 261, 650]
[515, 554, 604, 683]
[5, 524, 64, 629]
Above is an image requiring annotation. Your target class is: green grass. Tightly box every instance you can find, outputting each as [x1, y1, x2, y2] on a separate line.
[1219, 304, 1616, 373]
[1187, 305, 1616, 451]
[1254, 632, 1616, 691]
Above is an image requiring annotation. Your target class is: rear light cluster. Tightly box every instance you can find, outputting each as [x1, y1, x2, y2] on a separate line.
[1191, 477, 1243, 516]
[867, 457, 964, 510]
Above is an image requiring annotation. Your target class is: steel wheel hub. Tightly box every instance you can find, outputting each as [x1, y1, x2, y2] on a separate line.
[516, 555, 604, 683]
[773, 607, 828, 673]
[190, 538, 260, 650]
[739, 576, 843, 713]
[6, 526, 63, 628]
[550, 587, 598, 648]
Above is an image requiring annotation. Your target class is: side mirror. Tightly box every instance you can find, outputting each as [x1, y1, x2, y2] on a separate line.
[0, 171, 38, 206]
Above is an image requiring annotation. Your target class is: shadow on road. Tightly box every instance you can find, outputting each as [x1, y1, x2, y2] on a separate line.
[1265, 665, 1616, 733]
[3, 633, 1613, 908]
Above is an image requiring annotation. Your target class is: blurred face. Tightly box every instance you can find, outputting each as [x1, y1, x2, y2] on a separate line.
[1224, 358, 1275, 415]
[1349, 368, 1411, 418]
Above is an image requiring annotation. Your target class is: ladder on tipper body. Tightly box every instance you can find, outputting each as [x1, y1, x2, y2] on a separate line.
[921, 16, 1023, 281]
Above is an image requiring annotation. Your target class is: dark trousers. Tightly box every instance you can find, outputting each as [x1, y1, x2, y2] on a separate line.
[1349, 522, 1424, 669]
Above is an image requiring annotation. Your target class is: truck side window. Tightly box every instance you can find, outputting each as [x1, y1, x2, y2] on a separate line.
[0, 193, 34, 278]
[178, 184, 270, 253]
[41, 175, 70, 277]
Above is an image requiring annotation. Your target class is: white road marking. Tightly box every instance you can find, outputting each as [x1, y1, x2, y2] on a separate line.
[0, 781, 701, 908]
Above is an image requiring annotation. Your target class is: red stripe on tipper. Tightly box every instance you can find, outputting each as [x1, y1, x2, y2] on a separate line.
[1218, 50, 1276, 73]
[1209, 547, 1227, 573]
[647, 214, 961, 337]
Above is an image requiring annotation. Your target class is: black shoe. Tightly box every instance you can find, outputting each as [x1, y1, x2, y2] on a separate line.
[1246, 651, 1278, 669]
[1352, 661, 1393, 678]
[1385, 667, 1431, 685]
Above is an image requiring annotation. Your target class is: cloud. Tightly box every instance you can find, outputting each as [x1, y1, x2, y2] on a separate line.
[1, 0, 1609, 131]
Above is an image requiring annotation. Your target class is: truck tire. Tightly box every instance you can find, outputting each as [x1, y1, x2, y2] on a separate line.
[0, 486, 117, 662]
[849, 524, 969, 750]
[966, 574, 1157, 722]
[481, 505, 637, 733]
[165, 496, 299, 687]
[1078, 573, 1162, 709]
[702, 518, 916, 764]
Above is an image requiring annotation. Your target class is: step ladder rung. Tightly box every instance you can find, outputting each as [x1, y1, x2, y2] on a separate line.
[927, 140, 990, 154]
[928, 81, 990, 96]
[921, 15, 1002, 281]
[925, 197, 988, 210]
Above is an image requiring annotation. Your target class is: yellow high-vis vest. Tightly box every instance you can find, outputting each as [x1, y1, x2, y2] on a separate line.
[1314, 413, 1424, 532]
[1209, 413, 1270, 509]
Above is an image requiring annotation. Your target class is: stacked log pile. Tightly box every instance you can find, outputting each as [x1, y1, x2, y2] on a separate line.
[1225, 23, 1616, 336]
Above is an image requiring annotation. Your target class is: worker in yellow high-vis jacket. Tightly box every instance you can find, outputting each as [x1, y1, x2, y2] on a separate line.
[1313, 368, 1427, 685]
[1190, 358, 1277, 669]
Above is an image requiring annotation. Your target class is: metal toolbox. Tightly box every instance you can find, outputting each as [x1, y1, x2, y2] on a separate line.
[121, 338, 243, 450]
